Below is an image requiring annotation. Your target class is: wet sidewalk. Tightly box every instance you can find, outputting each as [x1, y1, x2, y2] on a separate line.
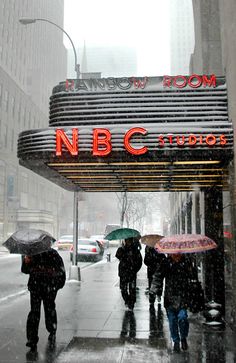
[54, 256, 236, 363]
[0, 250, 236, 362]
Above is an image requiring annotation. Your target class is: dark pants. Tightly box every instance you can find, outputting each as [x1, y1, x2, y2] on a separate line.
[120, 277, 136, 308]
[148, 275, 153, 289]
[147, 268, 155, 289]
[27, 289, 57, 344]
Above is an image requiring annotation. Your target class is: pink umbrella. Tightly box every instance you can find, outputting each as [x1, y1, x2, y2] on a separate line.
[155, 234, 217, 254]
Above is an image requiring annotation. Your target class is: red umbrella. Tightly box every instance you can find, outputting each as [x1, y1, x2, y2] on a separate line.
[155, 234, 217, 254]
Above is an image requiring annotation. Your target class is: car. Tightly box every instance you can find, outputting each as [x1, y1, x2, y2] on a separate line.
[55, 235, 73, 250]
[90, 234, 109, 249]
[70, 238, 104, 262]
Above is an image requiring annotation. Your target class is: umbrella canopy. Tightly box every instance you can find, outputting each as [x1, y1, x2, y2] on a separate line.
[3, 229, 55, 255]
[155, 234, 217, 254]
[105, 228, 141, 241]
[141, 234, 164, 248]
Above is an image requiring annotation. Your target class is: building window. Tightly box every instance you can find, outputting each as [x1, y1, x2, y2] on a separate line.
[21, 173, 28, 193]
[1, 124, 7, 148]
[3, 90, 9, 112]
[0, 83, 2, 106]
[10, 96, 15, 116]
[7, 175, 14, 198]
[11, 129, 14, 151]
[21, 106, 25, 127]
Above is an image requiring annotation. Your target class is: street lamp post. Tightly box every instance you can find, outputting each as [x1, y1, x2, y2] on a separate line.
[19, 17, 81, 281]
[19, 18, 80, 79]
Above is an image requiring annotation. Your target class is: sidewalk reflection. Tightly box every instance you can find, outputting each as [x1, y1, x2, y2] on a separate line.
[25, 342, 58, 363]
[120, 311, 136, 343]
[204, 330, 226, 362]
[149, 303, 164, 344]
[25, 348, 38, 362]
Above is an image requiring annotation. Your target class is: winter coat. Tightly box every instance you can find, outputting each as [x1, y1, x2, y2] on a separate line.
[21, 248, 66, 293]
[150, 255, 194, 310]
[144, 246, 166, 279]
[116, 244, 142, 283]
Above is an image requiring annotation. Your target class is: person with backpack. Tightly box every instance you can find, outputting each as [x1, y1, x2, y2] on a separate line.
[21, 248, 66, 350]
[115, 237, 142, 311]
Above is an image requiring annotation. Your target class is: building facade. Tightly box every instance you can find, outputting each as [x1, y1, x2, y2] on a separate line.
[0, 0, 67, 243]
[191, 0, 236, 330]
[169, 0, 236, 329]
[170, 0, 195, 75]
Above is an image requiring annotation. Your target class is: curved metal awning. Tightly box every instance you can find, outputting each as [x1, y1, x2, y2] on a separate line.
[18, 76, 234, 192]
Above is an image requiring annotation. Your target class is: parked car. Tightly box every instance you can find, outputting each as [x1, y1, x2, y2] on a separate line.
[90, 234, 109, 249]
[55, 235, 73, 250]
[70, 238, 104, 262]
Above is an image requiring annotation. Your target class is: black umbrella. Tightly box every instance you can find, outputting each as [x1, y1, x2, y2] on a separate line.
[3, 229, 55, 255]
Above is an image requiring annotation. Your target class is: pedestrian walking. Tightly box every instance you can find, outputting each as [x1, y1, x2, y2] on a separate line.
[144, 246, 166, 292]
[21, 248, 66, 350]
[149, 253, 194, 353]
[116, 237, 142, 310]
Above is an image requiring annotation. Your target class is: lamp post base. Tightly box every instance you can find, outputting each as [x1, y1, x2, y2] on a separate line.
[69, 264, 81, 281]
[203, 300, 225, 328]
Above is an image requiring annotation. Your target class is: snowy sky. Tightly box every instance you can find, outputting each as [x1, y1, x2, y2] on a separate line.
[63, 0, 171, 75]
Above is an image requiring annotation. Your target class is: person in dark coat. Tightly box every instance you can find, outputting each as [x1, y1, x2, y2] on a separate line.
[144, 246, 166, 291]
[116, 237, 142, 310]
[21, 248, 66, 350]
[149, 253, 194, 353]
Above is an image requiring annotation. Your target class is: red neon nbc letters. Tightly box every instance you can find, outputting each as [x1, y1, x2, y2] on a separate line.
[56, 128, 78, 156]
[93, 128, 112, 156]
[123, 127, 148, 155]
[56, 128, 148, 156]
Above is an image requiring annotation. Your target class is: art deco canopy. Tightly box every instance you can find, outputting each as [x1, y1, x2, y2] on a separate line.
[17, 76, 233, 192]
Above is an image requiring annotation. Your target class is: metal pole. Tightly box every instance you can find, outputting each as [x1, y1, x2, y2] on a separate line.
[69, 191, 81, 281]
[120, 191, 127, 228]
[19, 18, 80, 79]
[73, 191, 79, 265]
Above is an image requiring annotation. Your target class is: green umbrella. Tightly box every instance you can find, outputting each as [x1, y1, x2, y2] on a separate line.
[105, 228, 141, 241]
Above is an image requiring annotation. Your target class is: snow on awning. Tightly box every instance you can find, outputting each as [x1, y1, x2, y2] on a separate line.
[17, 75, 233, 192]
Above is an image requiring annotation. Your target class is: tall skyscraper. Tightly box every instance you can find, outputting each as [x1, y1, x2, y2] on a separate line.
[67, 45, 137, 79]
[0, 0, 67, 243]
[170, 0, 195, 75]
